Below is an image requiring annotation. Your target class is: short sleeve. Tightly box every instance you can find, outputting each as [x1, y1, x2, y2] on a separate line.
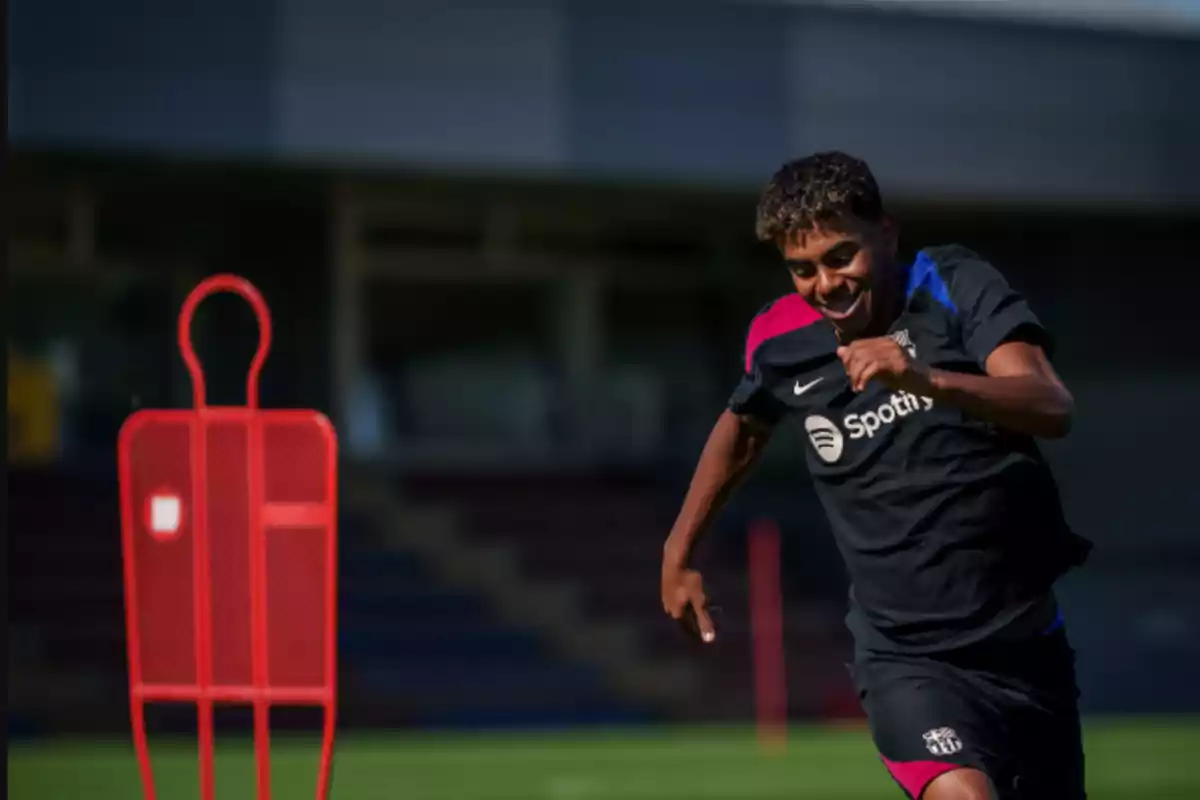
[726, 294, 833, 424]
[727, 363, 789, 424]
[933, 246, 1054, 365]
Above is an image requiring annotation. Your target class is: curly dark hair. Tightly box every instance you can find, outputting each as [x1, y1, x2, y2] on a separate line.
[755, 151, 884, 243]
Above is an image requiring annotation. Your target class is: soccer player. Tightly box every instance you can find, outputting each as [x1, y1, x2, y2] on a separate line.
[660, 152, 1092, 800]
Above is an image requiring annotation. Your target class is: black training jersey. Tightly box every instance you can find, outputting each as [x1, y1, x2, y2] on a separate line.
[729, 245, 1091, 654]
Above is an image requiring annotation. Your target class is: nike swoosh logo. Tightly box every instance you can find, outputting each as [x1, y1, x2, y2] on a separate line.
[793, 377, 824, 396]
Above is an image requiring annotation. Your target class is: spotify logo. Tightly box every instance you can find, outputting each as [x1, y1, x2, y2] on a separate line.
[804, 415, 844, 464]
[804, 393, 935, 464]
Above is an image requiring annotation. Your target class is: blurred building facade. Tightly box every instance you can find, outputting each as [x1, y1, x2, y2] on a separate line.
[13, 0, 1200, 204]
[9, 0, 1200, 737]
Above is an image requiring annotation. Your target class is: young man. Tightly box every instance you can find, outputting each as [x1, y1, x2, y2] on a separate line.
[660, 152, 1092, 800]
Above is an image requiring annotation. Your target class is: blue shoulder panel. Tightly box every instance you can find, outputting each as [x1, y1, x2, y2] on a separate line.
[906, 250, 958, 314]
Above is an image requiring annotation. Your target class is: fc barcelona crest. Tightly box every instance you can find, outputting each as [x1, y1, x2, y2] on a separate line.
[923, 727, 964, 756]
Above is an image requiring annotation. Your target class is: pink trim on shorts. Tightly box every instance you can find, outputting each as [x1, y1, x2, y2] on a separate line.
[743, 294, 822, 372]
[881, 757, 963, 799]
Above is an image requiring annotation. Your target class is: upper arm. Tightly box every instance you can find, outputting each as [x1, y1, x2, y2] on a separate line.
[718, 407, 777, 452]
[984, 340, 1075, 426]
[984, 340, 1067, 389]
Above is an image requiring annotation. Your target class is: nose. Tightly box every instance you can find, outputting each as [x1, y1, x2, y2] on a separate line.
[815, 267, 843, 302]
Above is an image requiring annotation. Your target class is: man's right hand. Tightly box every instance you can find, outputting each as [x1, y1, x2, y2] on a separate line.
[662, 565, 716, 643]
[659, 410, 772, 646]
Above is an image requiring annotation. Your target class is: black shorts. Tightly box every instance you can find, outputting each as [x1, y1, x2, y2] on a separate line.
[851, 626, 1085, 799]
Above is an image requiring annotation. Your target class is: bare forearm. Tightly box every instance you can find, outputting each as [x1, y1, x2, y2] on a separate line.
[926, 368, 1074, 438]
[663, 410, 772, 569]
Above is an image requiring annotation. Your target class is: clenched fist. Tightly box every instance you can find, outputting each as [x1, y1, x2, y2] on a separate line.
[837, 337, 933, 395]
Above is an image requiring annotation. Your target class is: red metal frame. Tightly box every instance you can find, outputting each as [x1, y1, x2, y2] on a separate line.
[118, 275, 338, 800]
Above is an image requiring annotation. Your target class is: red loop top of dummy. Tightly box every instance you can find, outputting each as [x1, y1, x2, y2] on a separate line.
[177, 274, 272, 410]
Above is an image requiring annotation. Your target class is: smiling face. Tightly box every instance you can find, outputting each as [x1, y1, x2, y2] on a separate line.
[755, 152, 901, 339]
[780, 221, 899, 341]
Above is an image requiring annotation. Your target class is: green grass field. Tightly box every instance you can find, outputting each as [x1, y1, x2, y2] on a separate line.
[10, 719, 1200, 799]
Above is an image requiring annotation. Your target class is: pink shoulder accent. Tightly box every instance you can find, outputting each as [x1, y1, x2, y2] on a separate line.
[743, 294, 822, 372]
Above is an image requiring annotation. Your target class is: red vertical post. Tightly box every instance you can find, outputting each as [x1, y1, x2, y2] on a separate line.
[749, 519, 787, 753]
